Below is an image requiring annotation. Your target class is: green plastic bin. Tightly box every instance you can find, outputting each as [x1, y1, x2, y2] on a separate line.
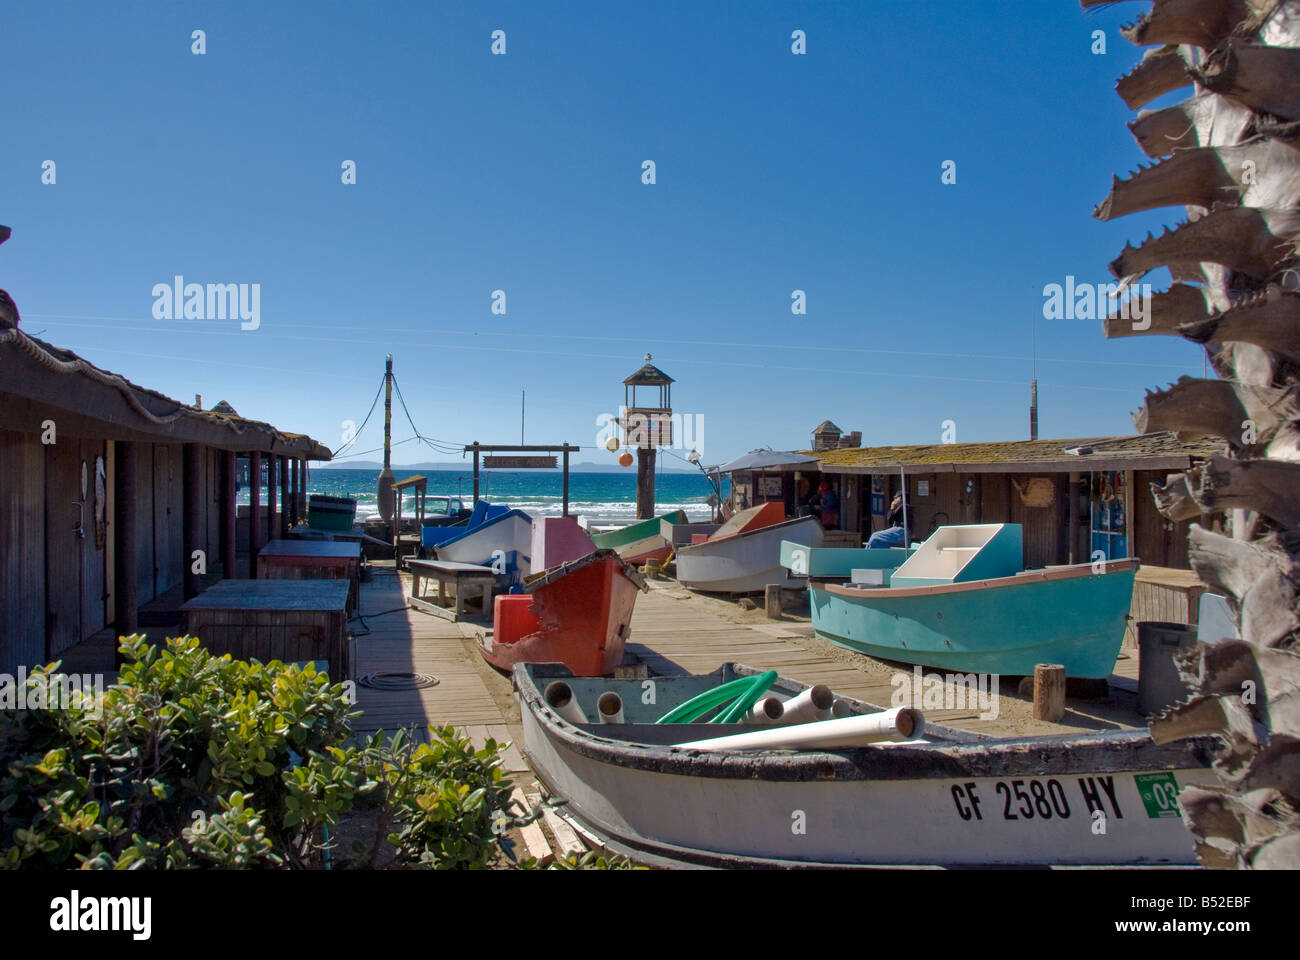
[308, 495, 357, 531]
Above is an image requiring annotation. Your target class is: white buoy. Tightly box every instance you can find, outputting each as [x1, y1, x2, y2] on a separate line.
[544, 681, 589, 725]
[779, 684, 835, 724]
[597, 691, 625, 724]
[745, 696, 785, 724]
[676, 707, 924, 752]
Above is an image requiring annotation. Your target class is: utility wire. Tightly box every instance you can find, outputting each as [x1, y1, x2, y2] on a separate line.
[331, 375, 386, 458]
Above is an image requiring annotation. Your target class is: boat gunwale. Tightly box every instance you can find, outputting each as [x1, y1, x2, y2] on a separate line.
[821, 557, 1139, 600]
[675, 514, 823, 555]
[514, 662, 1218, 783]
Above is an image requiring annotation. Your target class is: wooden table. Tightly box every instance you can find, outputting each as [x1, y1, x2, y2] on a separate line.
[180, 579, 351, 680]
[258, 539, 362, 611]
[406, 559, 498, 621]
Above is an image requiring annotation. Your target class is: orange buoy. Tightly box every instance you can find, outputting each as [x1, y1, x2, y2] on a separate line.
[618, 451, 633, 467]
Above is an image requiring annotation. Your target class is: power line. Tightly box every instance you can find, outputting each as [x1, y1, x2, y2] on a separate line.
[25, 314, 1203, 373]
[331, 375, 386, 458]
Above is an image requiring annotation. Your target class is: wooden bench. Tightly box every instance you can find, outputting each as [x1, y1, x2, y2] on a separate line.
[406, 559, 499, 621]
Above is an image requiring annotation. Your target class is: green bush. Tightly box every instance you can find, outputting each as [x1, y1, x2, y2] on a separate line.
[0, 636, 552, 870]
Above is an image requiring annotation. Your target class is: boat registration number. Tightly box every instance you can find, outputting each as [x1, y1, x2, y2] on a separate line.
[949, 772, 1181, 822]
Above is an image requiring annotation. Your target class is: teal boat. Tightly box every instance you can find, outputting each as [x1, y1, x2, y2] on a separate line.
[779, 539, 912, 581]
[807, 524, 1137, 678]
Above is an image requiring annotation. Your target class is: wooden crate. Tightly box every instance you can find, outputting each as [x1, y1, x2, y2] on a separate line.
[180, 579, 351, 680]
[1124, 564, 1206, 648]
[258, 540, 361, 611]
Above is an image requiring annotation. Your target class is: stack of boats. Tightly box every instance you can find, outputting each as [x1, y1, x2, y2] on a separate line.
[674, 502, 823, 593]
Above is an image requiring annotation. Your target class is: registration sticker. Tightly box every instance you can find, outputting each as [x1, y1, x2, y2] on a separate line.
[1134, 772, 1182, 819]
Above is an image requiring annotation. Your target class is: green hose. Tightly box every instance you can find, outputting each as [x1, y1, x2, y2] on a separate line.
[655, 671, 778, 724]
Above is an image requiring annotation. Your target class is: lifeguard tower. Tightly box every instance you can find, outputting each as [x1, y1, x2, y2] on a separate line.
[620, 355, 673, 520]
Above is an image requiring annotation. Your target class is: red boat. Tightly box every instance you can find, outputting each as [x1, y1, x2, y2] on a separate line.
[480, 549, 648, 676]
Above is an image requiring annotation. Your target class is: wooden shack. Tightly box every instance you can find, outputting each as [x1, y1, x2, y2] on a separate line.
[0, 318, 331, 675]
[742, 430, 1223, 571]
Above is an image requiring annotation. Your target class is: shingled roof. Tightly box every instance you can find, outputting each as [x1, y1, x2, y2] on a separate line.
[0, 326, 332, 459]
[623, 354, 674, 385]
[801, 432, 1224, 474]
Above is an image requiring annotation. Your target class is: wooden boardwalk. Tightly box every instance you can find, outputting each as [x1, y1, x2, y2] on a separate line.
[354, 563, 1145, 743]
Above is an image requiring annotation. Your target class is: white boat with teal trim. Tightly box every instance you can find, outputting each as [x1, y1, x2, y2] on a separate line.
[515, 661, 1210, 867]
[807, 524, 1136, 678]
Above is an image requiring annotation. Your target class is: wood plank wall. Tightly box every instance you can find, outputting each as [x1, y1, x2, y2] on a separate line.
[0, 429, 47, 673]
[2, 427, 251, 669]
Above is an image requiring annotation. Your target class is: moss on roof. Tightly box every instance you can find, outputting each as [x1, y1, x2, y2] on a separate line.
[802, 432, 1223, 470]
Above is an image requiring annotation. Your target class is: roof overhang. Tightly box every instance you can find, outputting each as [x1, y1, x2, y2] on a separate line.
[0, 328, 331, 458]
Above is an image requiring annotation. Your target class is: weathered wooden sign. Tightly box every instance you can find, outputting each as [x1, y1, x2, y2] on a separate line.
[483, 456, 557, 469]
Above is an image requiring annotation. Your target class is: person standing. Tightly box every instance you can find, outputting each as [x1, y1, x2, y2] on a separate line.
[816, 481, 839, 530]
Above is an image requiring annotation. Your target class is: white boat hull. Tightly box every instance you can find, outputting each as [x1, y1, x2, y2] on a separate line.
[675, 515, 824, 593]
[434, 513, 534, 577]
[522, 705, 1203, 866]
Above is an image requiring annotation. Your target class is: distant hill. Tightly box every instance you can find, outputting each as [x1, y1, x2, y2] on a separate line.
[312, 459, 699, 474]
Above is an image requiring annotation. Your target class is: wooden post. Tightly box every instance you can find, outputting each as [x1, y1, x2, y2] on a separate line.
[393, 485, 403, 560]
[1068, 471, 1080, 565]
[288, 458, 298, 527]
[113, 440, 138, 642]
[221, 451, 237, 579]
[248, 451, 261, 578]
[279, 455, 290, 537]
[636, 447, 656, 520]
[1123, 469, 1134, 558]
[266, 455, 278, 545]
[1055, 474, 1069, 565]
[764, 584, 783, 619]
[472, 443, 480, 504]
[1033, 664, 1066, 722]
[182, 443, 201, 600]
[562, 444, 570, 517]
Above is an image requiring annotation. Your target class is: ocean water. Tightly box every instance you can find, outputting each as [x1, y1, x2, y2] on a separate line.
[247, 468, 726, 523]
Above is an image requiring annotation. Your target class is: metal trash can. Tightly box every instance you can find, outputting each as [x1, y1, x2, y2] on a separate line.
[1137, 621, 1197, 717]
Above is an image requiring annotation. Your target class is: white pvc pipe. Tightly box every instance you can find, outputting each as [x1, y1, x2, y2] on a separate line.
[745, 696, 785, 724]
[597, 691, 625, 724]
[830, 698, 855, 719]
[779, 684, 834, 725]
[676, 707, 924, 752]
[544, 681, 589, 725]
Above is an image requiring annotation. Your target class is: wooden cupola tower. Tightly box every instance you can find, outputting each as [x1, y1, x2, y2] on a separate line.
[621, 354, 674, 520]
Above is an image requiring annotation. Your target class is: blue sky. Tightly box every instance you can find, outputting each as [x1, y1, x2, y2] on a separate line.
[2, 1, 1206, 466]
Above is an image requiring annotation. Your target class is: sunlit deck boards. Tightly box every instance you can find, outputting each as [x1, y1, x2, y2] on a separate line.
[625, 580, 1142, 737]
[349, 565, 503, 731]
[348, 560, 1143, 748]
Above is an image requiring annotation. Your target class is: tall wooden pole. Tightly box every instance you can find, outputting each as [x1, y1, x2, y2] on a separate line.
[221, 451, 237, 578]
[472, 443, 480, 504]
[113, 440, 138, 641]
[248, 451, 262, 578]
[288, 458, 298, 527]
[377, 355, 395, 522]
[562, 444, 570, 518]
[182, 443, 201, 600]
[635, 447, 656, 520]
